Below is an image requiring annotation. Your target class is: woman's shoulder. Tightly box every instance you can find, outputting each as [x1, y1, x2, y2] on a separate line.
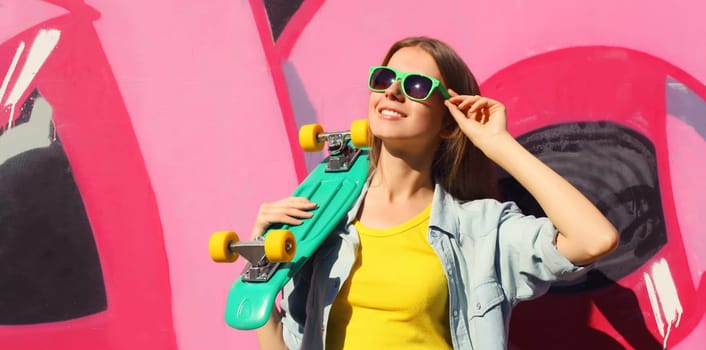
[433, 185, 523, 235]
[441, 187, 519, 215]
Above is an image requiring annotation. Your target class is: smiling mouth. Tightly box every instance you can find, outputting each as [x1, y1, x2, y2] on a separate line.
[379, 108, 405, 119]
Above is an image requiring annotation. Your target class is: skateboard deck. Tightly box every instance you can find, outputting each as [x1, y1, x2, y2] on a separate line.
[210, 120, 369, 330]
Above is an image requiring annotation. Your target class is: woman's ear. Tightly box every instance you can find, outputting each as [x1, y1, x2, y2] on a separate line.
[439, 116, 456, 139]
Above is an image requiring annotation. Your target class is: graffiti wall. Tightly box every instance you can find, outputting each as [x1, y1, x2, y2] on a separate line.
[0, 0, 704, 349]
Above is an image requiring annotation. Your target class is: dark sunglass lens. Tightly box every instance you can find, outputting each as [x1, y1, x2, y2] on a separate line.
[404, 75, 433, 99]
[370, 68, 397, 90]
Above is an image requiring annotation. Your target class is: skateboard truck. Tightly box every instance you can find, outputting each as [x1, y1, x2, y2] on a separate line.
[299, 119, 369, 172]
[317, 130, 362, 172]
[209, 230, 297, 282]
[235, 237, 283, 282]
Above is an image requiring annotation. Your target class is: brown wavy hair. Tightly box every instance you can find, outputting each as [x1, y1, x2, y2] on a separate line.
[369, 37, 499, 202]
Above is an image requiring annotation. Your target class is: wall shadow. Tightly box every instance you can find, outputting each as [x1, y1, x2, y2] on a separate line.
[509, 270, 662, 349]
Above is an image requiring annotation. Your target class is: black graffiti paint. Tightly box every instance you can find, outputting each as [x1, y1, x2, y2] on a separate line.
[498, 121, 667, 291]
[0, 91, 106, 324]
[264, 0, 305, 41]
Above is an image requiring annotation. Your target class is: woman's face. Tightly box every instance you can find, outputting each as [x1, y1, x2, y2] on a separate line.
[368, 46, 449, 154]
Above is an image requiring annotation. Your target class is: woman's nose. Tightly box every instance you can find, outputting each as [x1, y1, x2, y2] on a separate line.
[384, 79, 404, 101]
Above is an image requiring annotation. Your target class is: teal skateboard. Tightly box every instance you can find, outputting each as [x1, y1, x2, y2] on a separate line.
[209, 120, 370, 330]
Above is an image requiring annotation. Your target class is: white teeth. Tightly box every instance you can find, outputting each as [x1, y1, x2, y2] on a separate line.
[381, 109, 403, 117]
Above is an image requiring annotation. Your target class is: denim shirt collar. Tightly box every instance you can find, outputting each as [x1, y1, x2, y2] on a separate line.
[429, 184, 460, 239]
[344, 177, 371, 227]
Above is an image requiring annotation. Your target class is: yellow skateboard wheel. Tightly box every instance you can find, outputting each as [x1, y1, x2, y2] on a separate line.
[209, 231, 239, 262]
[264, 229, 296, 262]
[299, 124, 324, 152]
[350, 119, 369, 148]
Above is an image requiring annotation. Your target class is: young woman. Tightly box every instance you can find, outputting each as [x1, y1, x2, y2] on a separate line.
[251, 37, 618, 350]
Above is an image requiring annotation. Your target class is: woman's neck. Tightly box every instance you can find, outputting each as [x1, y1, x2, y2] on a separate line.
[358, 144, 435, 228]
[370, 144, 435, 203]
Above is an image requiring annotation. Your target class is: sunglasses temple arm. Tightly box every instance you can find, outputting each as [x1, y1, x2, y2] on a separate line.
[439, 84, 451, 99]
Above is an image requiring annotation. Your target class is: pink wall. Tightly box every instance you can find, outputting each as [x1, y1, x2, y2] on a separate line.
[0, 0, 704, 349]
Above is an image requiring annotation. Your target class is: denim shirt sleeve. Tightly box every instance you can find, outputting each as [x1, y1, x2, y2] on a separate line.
[280, 227, 354, 350]
[496, 201, 589, 301]
[280, 254, 312, 349]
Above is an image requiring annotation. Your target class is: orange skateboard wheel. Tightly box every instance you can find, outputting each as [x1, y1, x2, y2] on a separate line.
[350, 119, 369, 148]
[209, 231, 239, 262]
[299, 124, 324, 152]
[264, 230, 296, 262]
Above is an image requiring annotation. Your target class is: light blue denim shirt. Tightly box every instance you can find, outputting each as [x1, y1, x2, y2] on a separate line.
[280, 183, 588, 349]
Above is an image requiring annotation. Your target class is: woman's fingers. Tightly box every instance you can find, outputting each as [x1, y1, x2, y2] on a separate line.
[445, 92, 509, 149]
[446, 96, 484, 125]
[251, 197, 317, 238]
[270, 197, 317, 212]
[447, 94, 503, 123]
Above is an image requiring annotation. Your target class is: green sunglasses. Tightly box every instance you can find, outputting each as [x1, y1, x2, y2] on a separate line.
[368, 65, 451, 101]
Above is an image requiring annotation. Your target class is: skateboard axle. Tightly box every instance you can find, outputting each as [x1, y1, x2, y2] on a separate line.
[230, 238, 288, 283]
[316, 131, 350, 155]
[315, 131, 361, 172]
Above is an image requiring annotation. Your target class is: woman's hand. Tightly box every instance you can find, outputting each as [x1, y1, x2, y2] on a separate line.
[444, 89, 510, 153]
[251, 197, 317, 239]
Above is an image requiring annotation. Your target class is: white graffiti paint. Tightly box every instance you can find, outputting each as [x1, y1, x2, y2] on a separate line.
[2, 28, 60, 128]
[0, 40, 25, 105]
[0, 95, 53, 165]
[644, 258, 684, 349]
[0, 29, 60, 165]
[1, 41, 25, 129]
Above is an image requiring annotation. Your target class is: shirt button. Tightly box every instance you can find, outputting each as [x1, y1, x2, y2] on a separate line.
[321, 325, 325, 332]
[453, 310, 458, 318]
[476, 302, 482, 310]
[431, 231, 439, 238]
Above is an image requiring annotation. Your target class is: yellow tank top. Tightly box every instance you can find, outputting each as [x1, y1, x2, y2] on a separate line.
[326, 205, 452, 349]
